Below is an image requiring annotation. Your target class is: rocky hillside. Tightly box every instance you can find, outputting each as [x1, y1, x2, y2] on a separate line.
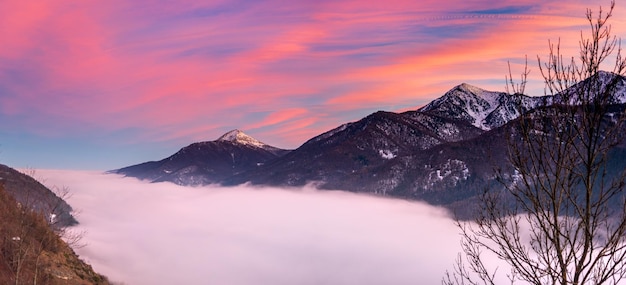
[0, 164, 77, 228]
[0, 182, 109, 285]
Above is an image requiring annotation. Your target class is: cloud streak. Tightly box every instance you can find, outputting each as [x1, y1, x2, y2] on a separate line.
[2, 0, 625, 169]
[38, 169, 464, 285]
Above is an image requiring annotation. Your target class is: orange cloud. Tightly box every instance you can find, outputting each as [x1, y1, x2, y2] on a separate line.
[325, 13, 592, 109]
[245, 108, 310, 130]
[3, 0, 625, 155]
[260, 117, 321, 148]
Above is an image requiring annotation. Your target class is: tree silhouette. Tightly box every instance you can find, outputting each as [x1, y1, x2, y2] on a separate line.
[444, 2, 626, 284]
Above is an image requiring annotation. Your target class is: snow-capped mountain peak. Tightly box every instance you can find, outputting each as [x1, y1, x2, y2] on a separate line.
[420, 83, 505, 129]
[217, 129, 267, 148]
[418, 83, 546, 130]
[457, 83, 489, 97]
[560, 71, 626, 104]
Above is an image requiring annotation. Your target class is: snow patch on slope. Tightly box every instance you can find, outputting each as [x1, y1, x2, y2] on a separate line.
[424, 159, 470, 189]
[379, 149, 397, 160]
[455, 84, 502, 129]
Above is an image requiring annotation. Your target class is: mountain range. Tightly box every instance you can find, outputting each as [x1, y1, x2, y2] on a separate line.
[113, 71, 626, 217]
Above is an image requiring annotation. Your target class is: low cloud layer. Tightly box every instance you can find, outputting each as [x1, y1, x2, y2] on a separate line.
[39, 170, 463, 285]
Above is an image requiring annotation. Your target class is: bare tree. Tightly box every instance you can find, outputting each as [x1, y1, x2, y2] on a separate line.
[444, 2, 626, 285]
[16, 168, 84, 247]
[0, 168, 86, 284]
[0, 182, 60, 285]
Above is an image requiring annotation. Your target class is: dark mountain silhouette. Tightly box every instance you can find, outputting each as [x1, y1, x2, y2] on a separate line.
[113, 129, 290, 186]
[115, 72, 626, 217]
[223, 109, 485, 188]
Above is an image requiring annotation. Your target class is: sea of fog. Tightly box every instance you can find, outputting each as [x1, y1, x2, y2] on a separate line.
[36, 169, 467, 285]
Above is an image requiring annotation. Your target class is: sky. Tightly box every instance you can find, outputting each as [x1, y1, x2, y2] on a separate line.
[1, 0, 625, 170]
[37, 169, 479, 285]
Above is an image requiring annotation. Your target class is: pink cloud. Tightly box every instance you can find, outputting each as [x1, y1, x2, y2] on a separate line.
[246, 108, 310, 130]
[0, 2, 54, 58]
[324, 12, 598, 109]
[263, 117, 321, 148]
[2, 0, 625, 153]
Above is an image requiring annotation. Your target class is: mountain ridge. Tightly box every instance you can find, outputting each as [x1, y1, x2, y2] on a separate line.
[419, 83, 546, 130]
[114, 130, 290, 186]
[114, 71, 626, 217]
[0, 164, 109, 284]
[216, 129, 287, 155]
[0, 164, 77, 227]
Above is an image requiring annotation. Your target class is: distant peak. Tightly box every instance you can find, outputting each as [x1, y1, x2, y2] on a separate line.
[217, 129, 267, 148]
[218, 129, 244, 141]
[457, 83, 484, 94]
[597, 70, 615, 77]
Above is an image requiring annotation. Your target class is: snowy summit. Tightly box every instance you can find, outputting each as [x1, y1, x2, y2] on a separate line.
[419, 83, 544, 130]
[217, 129, 268, 148]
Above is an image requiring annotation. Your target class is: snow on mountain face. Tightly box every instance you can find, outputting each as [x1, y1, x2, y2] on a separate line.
[215, 129, 289, 157]
[570, 71, 626, 104]
[484, 94, 546, 128]
[419, 72, 626, 131]
[419, 83, 544, 130]
[217, 129, 268, 148]
[599, 71, 626, 102]
[419, 83, 504, 130]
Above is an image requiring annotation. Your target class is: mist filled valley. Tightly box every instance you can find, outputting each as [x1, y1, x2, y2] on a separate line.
[37, 170, 464, 285]
[3, 1, 626, 283]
